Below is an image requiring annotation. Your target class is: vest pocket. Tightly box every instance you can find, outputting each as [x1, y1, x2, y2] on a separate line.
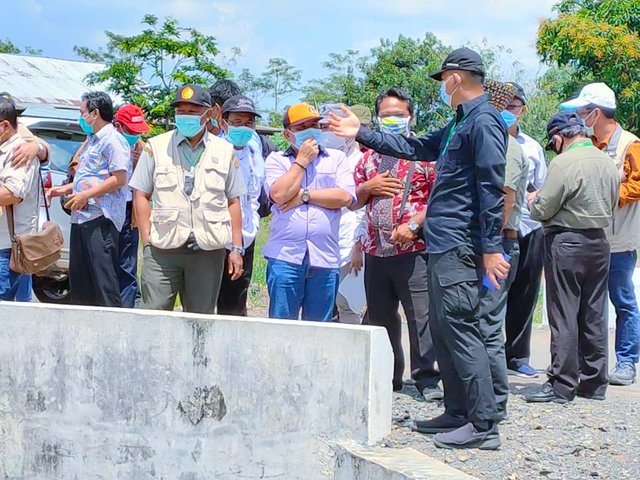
[200, 208, 231, 248]
[150, 208, 180, 243]
[155, 168, 178, 189]
[204, 165, 226, 190]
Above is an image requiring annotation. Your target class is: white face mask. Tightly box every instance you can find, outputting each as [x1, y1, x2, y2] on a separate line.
[321, 130, 354, 152]
[583, 110, 597, 137]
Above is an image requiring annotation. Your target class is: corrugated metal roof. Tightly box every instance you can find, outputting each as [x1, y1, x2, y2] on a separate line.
[0, 54, 112, 106]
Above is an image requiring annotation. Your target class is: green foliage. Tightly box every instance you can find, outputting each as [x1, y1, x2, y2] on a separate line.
[256, 58, 301, 112]
[75, 14, 231, 130]
[302, 50, 366, 106]
[0, 38, 42, 55]
[537, 0, 640, 132]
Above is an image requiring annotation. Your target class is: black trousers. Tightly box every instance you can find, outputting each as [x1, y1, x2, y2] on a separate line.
[545, 229, 610, 400]
[428, 245, 495, 429]
[364, 252, 439, 392]
[217, 241, 255, 316]
[505, 228, 545, 369]
[479, 238, 520, 421]
[70, 216, 122, 307]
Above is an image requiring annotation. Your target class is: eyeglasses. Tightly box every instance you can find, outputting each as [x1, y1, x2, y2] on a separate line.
[505, 103, 525, 112]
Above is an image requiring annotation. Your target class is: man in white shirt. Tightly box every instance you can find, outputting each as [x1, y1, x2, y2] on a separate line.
[504, 83, 548, 378]
[216, 94, 264, 316]
[320, 104, 365, 324]
[0, 100, 40, 300]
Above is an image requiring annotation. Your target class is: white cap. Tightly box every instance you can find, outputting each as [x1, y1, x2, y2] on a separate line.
[560, 82, 616, 110]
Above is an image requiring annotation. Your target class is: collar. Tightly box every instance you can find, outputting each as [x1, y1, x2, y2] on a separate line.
[0, 133, 22, 155]
[593, 123, 620, 150]
[455, 93, 490, 122]
[566, 139, 594, 152]
[94, 122, 115, 140]
[175, 129, 209, 149]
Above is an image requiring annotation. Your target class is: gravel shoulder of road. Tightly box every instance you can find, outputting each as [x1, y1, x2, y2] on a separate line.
[385, 382, 640, 480]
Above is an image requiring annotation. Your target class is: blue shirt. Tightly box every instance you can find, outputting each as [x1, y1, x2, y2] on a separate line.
[72, 124, 131, 231]
[356, 93, 507, 254]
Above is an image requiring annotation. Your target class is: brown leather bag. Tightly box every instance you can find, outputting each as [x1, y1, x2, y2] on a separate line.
[7, 173, 64, 275]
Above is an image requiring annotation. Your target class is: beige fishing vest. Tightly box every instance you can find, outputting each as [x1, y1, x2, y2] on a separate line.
[147, 131, 232, 251]
[604, 127, 640, 253]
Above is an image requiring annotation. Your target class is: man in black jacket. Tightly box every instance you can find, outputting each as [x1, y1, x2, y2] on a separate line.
[329, 47, 509, 450]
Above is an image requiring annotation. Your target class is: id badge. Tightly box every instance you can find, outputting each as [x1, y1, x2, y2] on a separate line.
[184, 171, 195, 196]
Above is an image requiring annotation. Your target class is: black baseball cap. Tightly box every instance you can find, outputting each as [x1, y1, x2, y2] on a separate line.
[545, 112, 584, 150]
[507, 82, 527, 104]
[172, 85, 211, 108]
[222, 94, 261, 117]
[0, 91, 25, 114]
[430, 47, 485, 81]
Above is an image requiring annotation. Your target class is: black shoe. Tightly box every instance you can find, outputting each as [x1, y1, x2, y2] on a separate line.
[413, 413, 468, 434]
[576, 390, 606, 401]
[525, 382, 571, 404]
[433, 423, 501, 450]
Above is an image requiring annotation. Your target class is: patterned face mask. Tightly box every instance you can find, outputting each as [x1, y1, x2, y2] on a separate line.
[378, 116, 411, 135]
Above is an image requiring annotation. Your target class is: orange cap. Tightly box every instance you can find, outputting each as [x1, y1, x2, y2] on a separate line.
[283, 103, 321, 128]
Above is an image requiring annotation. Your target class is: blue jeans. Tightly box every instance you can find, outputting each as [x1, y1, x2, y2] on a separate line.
[0, 249, 29, 301]
[118, 202, 140, 308]
[266, 257, 339, 322]
[15, 274, 32, 302]
[609, 251, 640, 364]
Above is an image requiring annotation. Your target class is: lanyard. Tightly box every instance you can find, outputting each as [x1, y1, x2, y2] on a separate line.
[566, 140, 594, 152]
[442, 115, 467, 155]
[183, 147, 204, 169]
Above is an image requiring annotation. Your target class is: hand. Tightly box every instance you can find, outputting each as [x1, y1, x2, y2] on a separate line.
[46, 186, 64, 202]
[280, 189, 304, 212]
[131, 146, 142, 166]
[327, 104, 361, 139]
[483, 253, 511, 290]
[526, 190, 537, 207]
[348, 242, 364, 276]
[296, 139, 319, 167]
[228, 251, 244, 281]
[391, 223, 416, 245]
[64, 191, 90, 212]
[365, 171, 403, 198]
[11, 142, 39, 168]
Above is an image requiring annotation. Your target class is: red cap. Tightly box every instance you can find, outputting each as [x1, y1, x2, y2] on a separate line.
[114, 104, 150, 134]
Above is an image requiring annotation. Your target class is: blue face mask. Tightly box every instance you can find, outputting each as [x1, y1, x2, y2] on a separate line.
[175, 114, 205, 138]
[378, 116, 410, 135]
[122, 132, 141, 146]
[79, 115, 94, 136]
[293, 128, 323, 148]
[500, 110, 517, 128]
[227, 125, 254, 147]
[210, 118, 219, 128]
[440, 77, 459, 108]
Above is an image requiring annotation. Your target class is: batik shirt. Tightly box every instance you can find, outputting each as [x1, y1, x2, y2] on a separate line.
[354, 149, 435, 257]
[72, 124, 130, 231]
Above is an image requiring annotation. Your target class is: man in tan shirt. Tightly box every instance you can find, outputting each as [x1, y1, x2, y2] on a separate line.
[525, 112, 619, 404]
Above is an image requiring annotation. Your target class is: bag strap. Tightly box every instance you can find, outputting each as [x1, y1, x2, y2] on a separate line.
[39, 169, 50, 222]
[397, 161, 416, 226]
[7, 203, 15, 241]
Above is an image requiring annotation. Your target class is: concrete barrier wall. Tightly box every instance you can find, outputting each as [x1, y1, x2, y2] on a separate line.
[0, 303, 393, 479]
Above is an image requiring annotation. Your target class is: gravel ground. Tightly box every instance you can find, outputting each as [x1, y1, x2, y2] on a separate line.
[386, 382, 640, 480]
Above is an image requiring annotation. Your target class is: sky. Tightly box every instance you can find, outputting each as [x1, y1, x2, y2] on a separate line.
[4, 0, 557, 105]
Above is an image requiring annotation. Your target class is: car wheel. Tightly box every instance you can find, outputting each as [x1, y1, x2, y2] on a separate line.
[32, 277, 71, 304]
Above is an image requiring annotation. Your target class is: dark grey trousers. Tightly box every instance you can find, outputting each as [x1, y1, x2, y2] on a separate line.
[428, 245, 496, 429]
[364, 252, 439, 392]
[479, 239, 520, 421]
[545, 228, 610, 399]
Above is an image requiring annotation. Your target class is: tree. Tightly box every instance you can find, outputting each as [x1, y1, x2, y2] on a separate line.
[257, 58, 301, 113]
[0, 38, 42, 55]
[75, 14, 231, 129]
[302, 50, 366, 106]
[537, 0, 640, 131]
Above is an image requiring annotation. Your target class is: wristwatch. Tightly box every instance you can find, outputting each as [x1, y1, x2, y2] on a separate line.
[230, 245, 245, 256]
[407, 220, 420, 234]
[301, 189, 310, 204]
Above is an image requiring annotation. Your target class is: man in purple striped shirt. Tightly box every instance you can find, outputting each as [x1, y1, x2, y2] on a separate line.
[264, 103, 356, 321]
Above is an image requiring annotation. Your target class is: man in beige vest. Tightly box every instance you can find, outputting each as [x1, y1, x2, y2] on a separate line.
[525, 112, 619, 404]
[562, 83, 640, 387]
[130, 85, 246, 314]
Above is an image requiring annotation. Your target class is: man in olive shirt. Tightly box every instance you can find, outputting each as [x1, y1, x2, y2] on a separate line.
[525, 112, 619, 404]
[480, 81, 529, 421]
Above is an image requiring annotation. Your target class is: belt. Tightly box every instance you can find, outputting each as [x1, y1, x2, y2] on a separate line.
[503, 229, 518, 240]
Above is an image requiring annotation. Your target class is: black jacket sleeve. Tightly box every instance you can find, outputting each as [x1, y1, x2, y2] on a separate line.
[472, 112, 507, 254]
[355, 126, 445, 162]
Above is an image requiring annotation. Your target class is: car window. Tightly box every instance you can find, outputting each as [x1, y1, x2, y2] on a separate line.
[32, 129, 85, 173]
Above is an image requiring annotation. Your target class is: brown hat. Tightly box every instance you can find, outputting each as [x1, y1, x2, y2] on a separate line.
[484, 80, 517, 112]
